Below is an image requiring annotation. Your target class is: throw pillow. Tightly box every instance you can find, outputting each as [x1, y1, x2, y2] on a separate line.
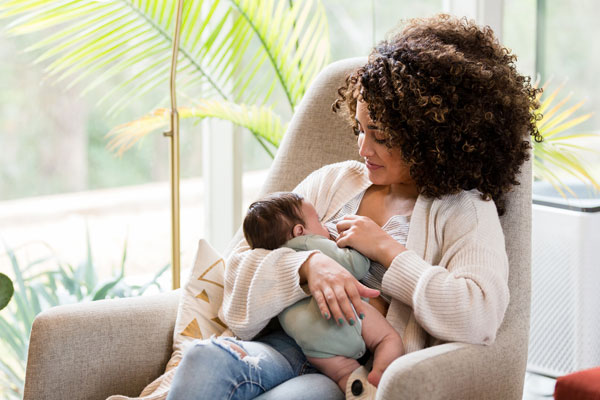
[167, 238, 231, 370]
[107, 239, 231, 400]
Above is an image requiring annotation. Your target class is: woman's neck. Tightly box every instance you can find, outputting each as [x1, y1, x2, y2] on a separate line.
[362, 183, 418, 221]
[380, 182, 419, 200]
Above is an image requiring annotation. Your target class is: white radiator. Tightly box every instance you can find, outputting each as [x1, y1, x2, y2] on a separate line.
[527, 182, 600, 377]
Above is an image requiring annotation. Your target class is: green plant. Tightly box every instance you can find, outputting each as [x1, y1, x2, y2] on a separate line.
[0, 0, 330, 158]
[533, 81, 600, 196]
[0, 273, 13, 311]
[0, 234, 170, 399]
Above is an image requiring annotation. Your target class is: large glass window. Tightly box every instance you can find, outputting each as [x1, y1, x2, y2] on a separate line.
[504, 0, 600, 181]
[324, 0, 442, 60]
[0, 0, 445, 286]
[535, 0, 600, 132]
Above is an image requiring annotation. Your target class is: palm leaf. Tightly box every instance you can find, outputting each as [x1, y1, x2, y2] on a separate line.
[535, 81, 562, 114]
[544, 133, 600, 142]
[533, 81, 600, 195]
[106, 100, 286, 157]
[534, 141, 600, 191]
[533, 157, 577, 198]
[0, 0, 330, 117]
[229, 0, 330, 110]
[541, 113, 593, 139]
[0, 0, 231, 113]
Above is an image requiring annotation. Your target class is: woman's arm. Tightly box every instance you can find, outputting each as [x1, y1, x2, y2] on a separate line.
[382, 198, 509, 345]
[222, 161, 373, 339]
[222, 241, 317, 340]
[336, 195, 509, 345]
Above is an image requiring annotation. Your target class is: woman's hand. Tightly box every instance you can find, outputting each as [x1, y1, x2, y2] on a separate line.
[299, 253, 380, 325]
[336, 215, 406, 267]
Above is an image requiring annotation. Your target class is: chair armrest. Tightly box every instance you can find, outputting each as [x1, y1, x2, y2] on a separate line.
[24, 290, 180, 400]
[377, 337, 526, 400]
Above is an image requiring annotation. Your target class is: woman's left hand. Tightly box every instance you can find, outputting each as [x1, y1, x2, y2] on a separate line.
[336, 215, 406, 267]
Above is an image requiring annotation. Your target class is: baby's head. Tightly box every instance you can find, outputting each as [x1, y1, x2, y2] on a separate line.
[243, 192, 329, 250]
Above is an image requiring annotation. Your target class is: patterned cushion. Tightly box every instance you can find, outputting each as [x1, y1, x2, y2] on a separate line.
[166, 239, 230, 371]
[106, 239, 230, 400]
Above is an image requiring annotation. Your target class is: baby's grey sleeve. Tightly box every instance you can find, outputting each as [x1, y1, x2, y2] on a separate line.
[285, 235, 370, 280]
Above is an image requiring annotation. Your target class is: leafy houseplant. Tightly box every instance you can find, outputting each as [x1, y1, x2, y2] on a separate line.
[0, 0, 331, 158]
[0, 272, 13, 311]
[0, 235, 170, 399]
[532, 81, 599, 195]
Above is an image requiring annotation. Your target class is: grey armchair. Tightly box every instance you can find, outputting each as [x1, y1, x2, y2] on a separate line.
[24, 58, 532, 400]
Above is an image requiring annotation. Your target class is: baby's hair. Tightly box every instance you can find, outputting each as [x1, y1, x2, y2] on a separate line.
[243, 192, 305, 250]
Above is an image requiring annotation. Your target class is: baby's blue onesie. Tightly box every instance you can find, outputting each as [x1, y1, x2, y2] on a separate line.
[278, 234, 371, 359]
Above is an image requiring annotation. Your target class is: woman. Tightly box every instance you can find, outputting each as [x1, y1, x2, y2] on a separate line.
[167, 14, 540, 400]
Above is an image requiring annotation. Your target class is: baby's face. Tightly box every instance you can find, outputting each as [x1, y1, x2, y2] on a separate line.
[300, 201, 330, 238]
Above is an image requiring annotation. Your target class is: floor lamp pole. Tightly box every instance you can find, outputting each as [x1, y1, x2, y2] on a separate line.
[164, 0, 185, 290]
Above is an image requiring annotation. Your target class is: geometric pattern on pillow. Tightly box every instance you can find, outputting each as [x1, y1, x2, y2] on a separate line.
[165, 239, 230, 371]
[105, 239, 231, 400]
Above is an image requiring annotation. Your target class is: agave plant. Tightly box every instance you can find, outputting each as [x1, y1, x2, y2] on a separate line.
[0, 0, 330, 157]
[533, 81, 600, 196]
[0, 234, 170, 399]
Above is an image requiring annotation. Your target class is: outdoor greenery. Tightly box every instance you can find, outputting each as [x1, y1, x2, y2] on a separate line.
[0, 234, 170, 399]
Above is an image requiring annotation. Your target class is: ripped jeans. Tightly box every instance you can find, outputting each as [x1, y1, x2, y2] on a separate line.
[166, 330, 344, 400]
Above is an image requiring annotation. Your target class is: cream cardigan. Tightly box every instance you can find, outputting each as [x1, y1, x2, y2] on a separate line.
[221, 160, 509, 353]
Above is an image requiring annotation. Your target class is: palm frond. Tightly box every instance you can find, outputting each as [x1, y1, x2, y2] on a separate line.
[534, 140, 600, 191]
[106, 100, 286, 157]
[533, 80, 600, 195]
[0, 0, 330, 118]
[542, 113, 593, 139]
[229, 0, 330, 110]
[546, 133, 600, 143]
[0, 0, 234, 113]
[533, 158, 576, 198]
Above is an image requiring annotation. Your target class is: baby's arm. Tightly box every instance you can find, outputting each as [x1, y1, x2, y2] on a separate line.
[285, 235, 370, 280]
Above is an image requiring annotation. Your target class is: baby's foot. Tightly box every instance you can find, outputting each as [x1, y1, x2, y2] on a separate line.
[368, 332, 404, 387]
[367, 368, 383, 387]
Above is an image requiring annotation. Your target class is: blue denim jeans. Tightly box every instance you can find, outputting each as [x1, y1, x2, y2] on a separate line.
[166, 330, 344, 400]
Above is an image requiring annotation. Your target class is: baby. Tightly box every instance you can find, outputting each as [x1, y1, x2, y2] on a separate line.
[243, 192, 404, 395]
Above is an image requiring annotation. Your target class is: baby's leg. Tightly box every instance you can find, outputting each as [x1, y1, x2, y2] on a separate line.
[307, 355, 359, 392]
[361, 302, 405, 387]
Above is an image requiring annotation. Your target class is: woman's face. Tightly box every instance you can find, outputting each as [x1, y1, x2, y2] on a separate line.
[355, 101, 414, 186]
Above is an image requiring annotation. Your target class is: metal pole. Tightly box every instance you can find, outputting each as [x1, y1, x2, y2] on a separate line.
[164, 0, 184, 290]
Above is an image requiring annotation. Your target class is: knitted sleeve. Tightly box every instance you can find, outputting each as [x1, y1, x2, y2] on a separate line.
[222, 161, 364, 340]
[382, 193, 510, 345]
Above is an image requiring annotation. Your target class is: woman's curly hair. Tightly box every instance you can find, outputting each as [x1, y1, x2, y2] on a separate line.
[333, 14, 542, 215]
